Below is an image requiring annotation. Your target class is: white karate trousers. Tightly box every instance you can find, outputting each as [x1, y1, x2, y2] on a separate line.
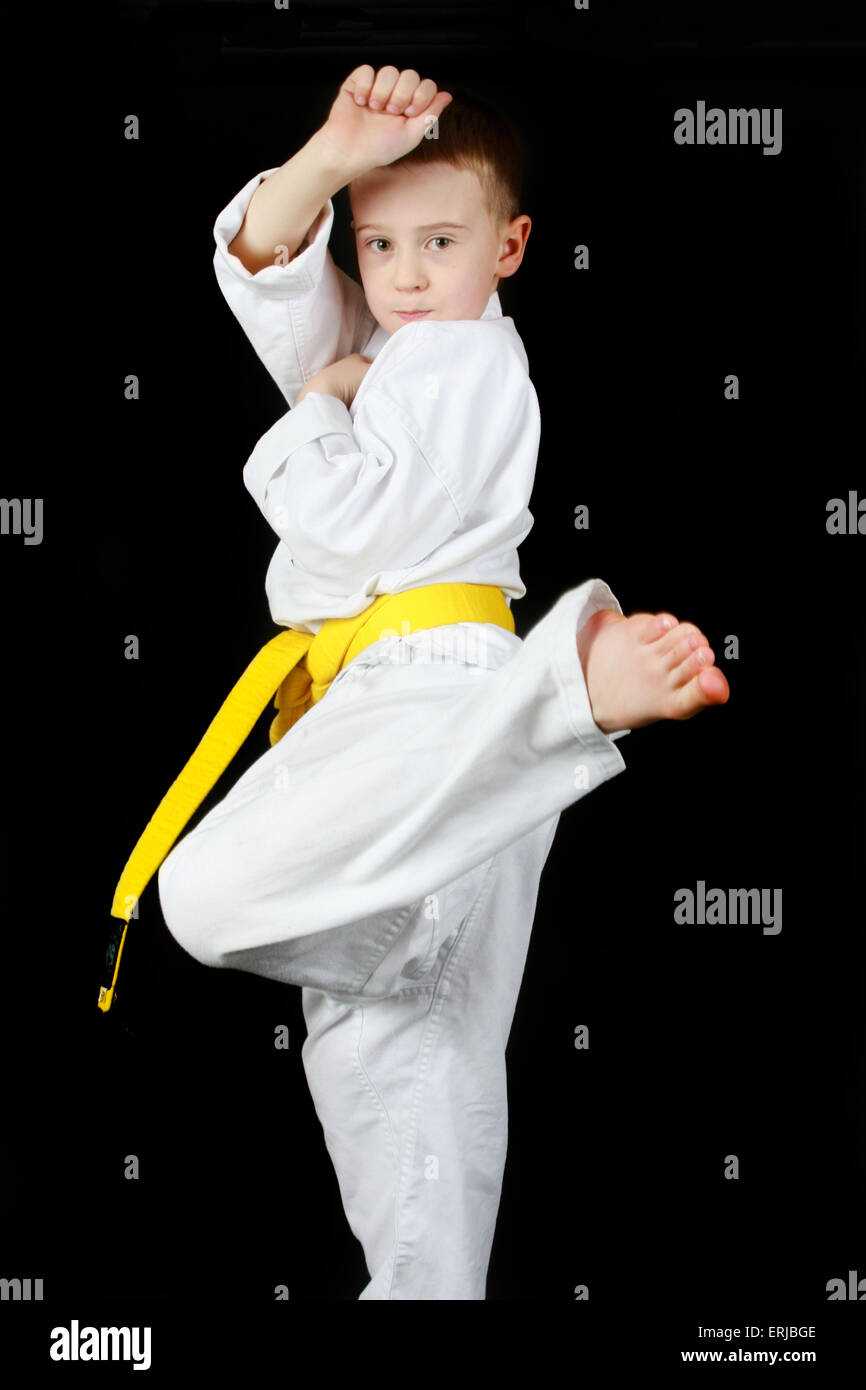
[157, 579, 629, 1299]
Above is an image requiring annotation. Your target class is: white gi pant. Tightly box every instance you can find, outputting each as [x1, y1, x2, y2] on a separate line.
[157, 580, 629, 1299]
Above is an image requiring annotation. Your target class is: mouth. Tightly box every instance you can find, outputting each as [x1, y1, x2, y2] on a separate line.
[394, 310, 432, 320]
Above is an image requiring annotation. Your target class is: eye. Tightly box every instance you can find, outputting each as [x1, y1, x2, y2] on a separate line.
[363, 236, 454, 252]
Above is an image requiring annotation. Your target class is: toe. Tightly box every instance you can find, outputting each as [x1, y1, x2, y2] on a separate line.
[658, 621, 702, 657]
[674, 666, 730, 719]
[635, 612, 675, 642]
[673, 673, 713, 720]
[698, 665, 730, 704]
[666, 634, 706, 671]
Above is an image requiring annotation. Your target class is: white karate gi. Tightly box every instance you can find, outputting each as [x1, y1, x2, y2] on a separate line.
[157, 166, 630, 1299]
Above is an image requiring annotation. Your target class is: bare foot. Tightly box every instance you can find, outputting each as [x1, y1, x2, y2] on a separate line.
[577, 609, 730, 733]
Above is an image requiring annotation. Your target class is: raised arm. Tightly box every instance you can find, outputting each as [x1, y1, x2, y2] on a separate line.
[231, 66, 453, 271]
[226, 129, 354, 275]
[213, 67, 453, 406]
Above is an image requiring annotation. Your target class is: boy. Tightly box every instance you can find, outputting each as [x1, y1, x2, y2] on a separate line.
[157, 65, 729, 1300]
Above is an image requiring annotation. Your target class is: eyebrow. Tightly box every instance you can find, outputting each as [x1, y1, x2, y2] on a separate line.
[354, 223, 470, 234]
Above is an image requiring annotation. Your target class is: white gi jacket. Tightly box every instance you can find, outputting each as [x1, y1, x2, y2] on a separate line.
[213, 167, 539, 636]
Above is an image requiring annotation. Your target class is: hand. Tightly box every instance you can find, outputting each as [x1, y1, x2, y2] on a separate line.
[316, 64, 453, 178]
[296, 353, 373, 409]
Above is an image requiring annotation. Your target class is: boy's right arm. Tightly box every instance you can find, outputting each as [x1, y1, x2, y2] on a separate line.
[226, 128, 353, 275]
[213, 131, 372, 409]
[213, 66, 453, 408]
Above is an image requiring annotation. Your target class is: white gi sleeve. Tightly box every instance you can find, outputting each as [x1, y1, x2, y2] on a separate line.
[241, 318, 534, 593]
[212, 170, 375, 407]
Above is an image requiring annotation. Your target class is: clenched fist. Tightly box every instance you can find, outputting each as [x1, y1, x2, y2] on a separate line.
[316, 65, 454, 177]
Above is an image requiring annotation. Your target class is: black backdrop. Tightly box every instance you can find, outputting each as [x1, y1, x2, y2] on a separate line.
[1, 0, 863, 1367]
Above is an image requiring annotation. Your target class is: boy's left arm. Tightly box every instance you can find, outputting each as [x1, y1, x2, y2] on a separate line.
[241, 320, 537, 592]
[294, 352, 373, 410]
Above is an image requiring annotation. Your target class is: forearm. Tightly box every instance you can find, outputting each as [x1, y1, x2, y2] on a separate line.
[227, 129, 362, 274]
[295, 352, 371, 408]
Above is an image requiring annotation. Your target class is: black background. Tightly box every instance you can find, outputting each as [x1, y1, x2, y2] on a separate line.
[1, 0, 864, 1366]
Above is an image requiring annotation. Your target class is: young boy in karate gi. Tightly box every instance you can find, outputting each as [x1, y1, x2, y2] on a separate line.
[157, 65, 730, 1300]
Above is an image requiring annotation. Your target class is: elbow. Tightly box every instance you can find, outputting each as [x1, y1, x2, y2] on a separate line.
[278, 516, 377, 593]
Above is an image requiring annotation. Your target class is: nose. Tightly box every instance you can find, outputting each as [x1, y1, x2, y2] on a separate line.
[392, 248, 428, 293]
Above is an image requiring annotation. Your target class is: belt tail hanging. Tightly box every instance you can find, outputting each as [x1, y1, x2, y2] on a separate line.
[97, 916, 131, 1013]
[96, 629, 310, 1014]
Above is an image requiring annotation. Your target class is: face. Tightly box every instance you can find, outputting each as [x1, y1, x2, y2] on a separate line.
[349, 160, 531, 336]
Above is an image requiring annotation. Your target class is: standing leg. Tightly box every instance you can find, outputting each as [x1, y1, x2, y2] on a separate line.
[299, 816, 559, 1299]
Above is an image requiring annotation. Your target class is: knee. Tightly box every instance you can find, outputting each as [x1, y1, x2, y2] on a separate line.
[157, 832, 225, 968]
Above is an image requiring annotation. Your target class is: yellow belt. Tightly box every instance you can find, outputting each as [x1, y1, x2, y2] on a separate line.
[97, 582, 514, 1013]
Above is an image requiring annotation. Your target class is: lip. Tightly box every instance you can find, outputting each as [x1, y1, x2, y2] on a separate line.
[394, 310, 432, 320]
